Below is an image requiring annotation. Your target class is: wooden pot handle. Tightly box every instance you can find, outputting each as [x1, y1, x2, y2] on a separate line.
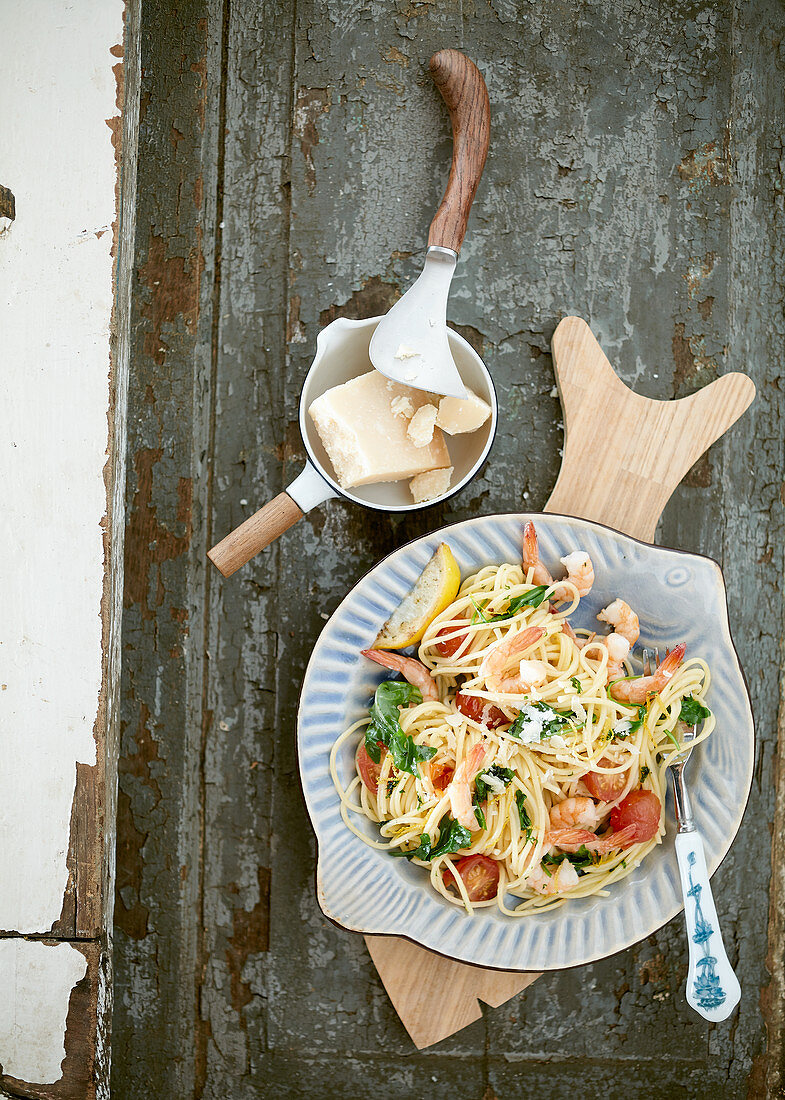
[208, 492, 304, 577]
[427, 49, 491, 254]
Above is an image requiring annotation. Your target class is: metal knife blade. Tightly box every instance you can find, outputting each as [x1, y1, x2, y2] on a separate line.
[368, 247, 467, 399]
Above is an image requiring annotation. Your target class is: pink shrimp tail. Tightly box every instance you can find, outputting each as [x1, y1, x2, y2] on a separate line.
[546, 827, 597, 852]
[513, 625, 546, 653]
[361, 648, 437, 700]
[522, 521, 539, 568]
[362, 648, 400, 669]
[466, 742, 488, 776]
[655, 642, 687, 686]
[608, 823, 641, 850]
[548, 824, 641, 854]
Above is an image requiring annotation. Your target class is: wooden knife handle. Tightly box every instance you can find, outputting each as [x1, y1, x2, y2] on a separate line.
[427, 49, 490, 254]
[208, 493, 304, 577]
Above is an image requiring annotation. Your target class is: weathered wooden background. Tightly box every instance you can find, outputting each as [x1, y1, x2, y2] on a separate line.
[113, 0, 784, 1096]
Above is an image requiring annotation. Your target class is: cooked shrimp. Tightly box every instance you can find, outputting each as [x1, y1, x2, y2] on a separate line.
[549, 796, 600, 831]
[522, 521, 594, 601]
[480, 626, 546, 694]
[610, 643, 686, 704]
[527, 859, 580, 895]
[562, 616, 630, 682]
[522, 521, 555, 588]
[447, 742, 488, 831]
[558, 551, 595, 599]
[546, 823, 639, 853]
[597, 598, 640, 647]
[580, 632, 630, 681]
[560, 620, 585, 647]
[361, 649, 439, 701]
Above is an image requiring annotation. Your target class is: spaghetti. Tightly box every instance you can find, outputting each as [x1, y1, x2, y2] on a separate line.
[330, 531, 714, 915]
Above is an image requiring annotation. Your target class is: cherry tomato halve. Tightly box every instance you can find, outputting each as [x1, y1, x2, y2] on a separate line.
[455, 691, 508, 730]
[356, 740, 387, 794]
[434, 619, 469, 657]
[610, 789, 661, 843]
[428, 759, 455, 792]
[583, 758, 629, 802]
[444, 855, 500, 902]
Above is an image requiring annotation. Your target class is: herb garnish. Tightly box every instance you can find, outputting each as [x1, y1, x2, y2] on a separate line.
[515, 791, 533, 843]
[613, 705, 646, 741]
[364, 680, 436, 776]
[640, 765, 650, 783]
[471, 766, 515, 828]
[679, 696, 711, 726]
[570, 676, 582, 693]
[542, 845, 597, 874]
[390, 815, 472, 861]
[470, 585, 550, 624]
[474, 765, 515, 803]
[664, 727, 682, 749]
[629, 704, 647, 734]
[508, 701, 571, 741]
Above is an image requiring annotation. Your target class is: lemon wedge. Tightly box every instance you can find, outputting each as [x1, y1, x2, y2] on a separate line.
[373, 542, 461, 650]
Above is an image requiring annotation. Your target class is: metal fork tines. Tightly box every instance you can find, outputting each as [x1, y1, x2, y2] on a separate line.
[642, 646, 697, 834]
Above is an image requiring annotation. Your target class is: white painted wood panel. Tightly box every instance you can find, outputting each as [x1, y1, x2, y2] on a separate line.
[0, 0, 124, 933]
[0, 941, 87, 1084]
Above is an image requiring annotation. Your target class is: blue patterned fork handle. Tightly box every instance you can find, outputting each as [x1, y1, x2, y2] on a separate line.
[643, 648, 741, 1022]
[674, 833, 740, 1021]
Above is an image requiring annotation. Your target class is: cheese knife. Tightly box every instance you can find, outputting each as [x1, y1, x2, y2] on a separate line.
[369, 49, 490, 399]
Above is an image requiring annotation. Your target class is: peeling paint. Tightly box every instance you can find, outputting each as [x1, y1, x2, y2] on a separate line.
[318, 274, 400, 326]
[124, 448, 192, 619]
[678, 137, 731, 195]
[293, 87, 332, 193]
[225, 867, 271, 1014]
[137, 230, 204, 366]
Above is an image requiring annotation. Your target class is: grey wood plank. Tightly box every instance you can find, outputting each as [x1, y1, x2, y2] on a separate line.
[660, 0, 785, 1091]
[196, 0, 295, 1089]
[111, 0, 223, 1095]
[266, 0, 485, 1063]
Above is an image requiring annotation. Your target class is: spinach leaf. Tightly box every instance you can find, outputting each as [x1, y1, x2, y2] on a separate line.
[542, 845, 595, 873]
[679, 696, 711, 726]
[483, 585, 550, 623]
[430, 816, 473, 859]
[640, 765, 650, 783]
[570, 676, 582, 693]
[391, 815, 472, 861]
[364, 680, 436, 776]
[515, 791, 533, 842]
[471, 586, 550, 624]
[474, 805, 486, 829]
[507, 701, 571, 741]
[474, 765, 515, 803]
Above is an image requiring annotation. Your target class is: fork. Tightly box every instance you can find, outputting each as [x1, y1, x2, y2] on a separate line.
[643, 647, 741, 1022]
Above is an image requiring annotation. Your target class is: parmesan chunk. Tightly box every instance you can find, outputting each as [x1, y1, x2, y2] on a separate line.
[308, 372, 450, 488]
[409, 466, 454, 504]
[390, 395, 415, 419]
[406, 403, 438, 447]
[436, 388, 492, 435]
[395, 344, 419, 359]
